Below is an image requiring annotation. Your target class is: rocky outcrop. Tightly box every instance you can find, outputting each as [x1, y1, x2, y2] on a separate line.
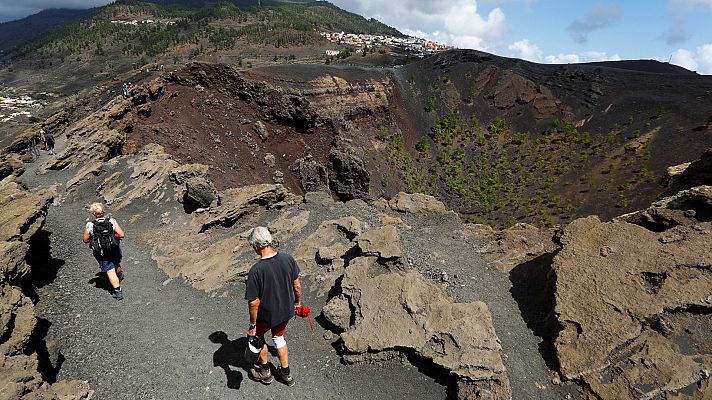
[329, 147, 370, 201]
[292, 156, 329, 193]
[0, 177, 92, 399]
[97, 144, 179, 210]
[150, 183, 301, 290]
[38, 82, 164, 173]
[617, 185, 712, 231]
[322, 226, 511, 400]
[387, 192, 448, 215]
[183, 177, 218, 213]
[551, 213, 712, 399]
[467, 223, 558, 272]
[0, 153, 24, 180]
[663, 148, 712, 195]
[194, 184, 299, 233]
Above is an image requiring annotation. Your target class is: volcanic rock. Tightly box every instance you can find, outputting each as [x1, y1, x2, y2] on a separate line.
[98, 144, 179, 210]
[183, 177, 218, 213]
[388, 192, 448, 215]
[329, 148, 370, 201]
[293, 156, 329, 193]
[0, 177, 90, 399]
[0, 154, 24, 180]
[324, 251, 511, 399]
[551, 215, 712, 399]
[467, 223, 558, 272]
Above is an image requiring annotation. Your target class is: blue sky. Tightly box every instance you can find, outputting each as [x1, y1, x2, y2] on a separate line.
[1, 0, 711, 73]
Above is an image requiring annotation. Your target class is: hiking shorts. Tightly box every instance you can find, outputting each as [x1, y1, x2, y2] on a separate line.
[256, 320, 289, 338]
[94, 245, 123, 272]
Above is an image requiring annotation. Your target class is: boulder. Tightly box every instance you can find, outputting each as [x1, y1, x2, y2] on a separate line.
[354, 225, 403, 262]
[329, 148, 370, 201]
[551, 215, 712, 399]
[292, 156, 329, 193]
[183, 177, 218, 213]
[253, 120, 268, 140]
[388, 192, 447, 214]
[467, 223, 558, 272]
[324, 257, 511, 399]
[263, 153, 276, 168]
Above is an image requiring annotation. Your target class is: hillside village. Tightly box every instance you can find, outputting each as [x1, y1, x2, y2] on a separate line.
[321, 31, 455, 57]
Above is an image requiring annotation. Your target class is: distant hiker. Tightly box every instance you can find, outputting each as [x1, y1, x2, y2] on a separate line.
[43, 129, 55, 155]
[128, 82, 134, 94]
[38, 127, 47, 151]
[245, 227, 302, 386]
[122, 82, 129, 97]
[82, 203, 126, 300]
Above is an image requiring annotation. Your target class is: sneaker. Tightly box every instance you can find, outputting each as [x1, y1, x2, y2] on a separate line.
[249, 366, 273, 385]
[112, 289, 124, 301]
[277, 367, 295, 387]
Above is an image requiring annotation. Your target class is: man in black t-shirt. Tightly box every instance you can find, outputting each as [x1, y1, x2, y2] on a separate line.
[245, 227, 302, 386]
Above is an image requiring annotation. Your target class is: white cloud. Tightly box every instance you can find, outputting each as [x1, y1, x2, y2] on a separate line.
[670, 44, 712, 74]
[331, 0, 507, 51]
[544, 51, 621, 64]
[507, 39, 543, 62]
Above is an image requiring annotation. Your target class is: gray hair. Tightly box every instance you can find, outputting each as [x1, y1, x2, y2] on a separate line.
[247, 227, 272, 248]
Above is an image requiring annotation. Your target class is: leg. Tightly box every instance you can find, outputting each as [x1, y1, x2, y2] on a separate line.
[271, 321, 290, 369]
[258, 333, 269, 364]
[106, 268, 120, 289]
[275, 341, 289, 368]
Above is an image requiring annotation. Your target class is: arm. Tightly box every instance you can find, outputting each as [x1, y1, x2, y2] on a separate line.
[113, 221, 125, 238]
[293, 278, 302, 307]
[82, 228, 91, 243]
[247, 298, 260, 336]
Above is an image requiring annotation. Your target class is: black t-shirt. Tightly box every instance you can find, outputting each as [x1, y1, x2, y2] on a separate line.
[244, 252, 300, 327]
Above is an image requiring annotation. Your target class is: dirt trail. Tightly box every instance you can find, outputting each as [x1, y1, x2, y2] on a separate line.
[20, 148, 445, 399]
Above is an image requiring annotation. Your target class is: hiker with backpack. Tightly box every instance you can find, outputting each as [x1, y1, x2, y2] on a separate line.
[42, 128, 55, 155]
[82, 202, 126, 300]
[244, 227, 302, 386]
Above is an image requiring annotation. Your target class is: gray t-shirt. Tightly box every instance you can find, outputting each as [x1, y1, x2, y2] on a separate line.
[245, 252, 300, 327]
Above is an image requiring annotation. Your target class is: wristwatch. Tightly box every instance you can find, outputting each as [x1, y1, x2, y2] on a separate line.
[248, 323, 256, 330]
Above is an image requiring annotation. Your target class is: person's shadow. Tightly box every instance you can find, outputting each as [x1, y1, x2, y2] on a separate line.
[88, 272, 112, 293]
[209, 331, 247, 389]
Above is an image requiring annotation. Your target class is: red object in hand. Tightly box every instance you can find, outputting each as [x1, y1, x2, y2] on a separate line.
[294, 305, 314, 334]
[295, 305, 311, 318]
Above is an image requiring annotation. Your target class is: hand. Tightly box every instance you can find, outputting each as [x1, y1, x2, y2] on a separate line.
[247, 326, 256, 336]
[294, 303, 301, 309]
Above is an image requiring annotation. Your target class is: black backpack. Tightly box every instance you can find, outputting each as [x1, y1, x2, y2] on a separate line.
[91, 218, 117, 257]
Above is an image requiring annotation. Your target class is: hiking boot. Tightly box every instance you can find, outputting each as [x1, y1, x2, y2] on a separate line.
[112, 289, 124, 301]
[249, 366, 273, 385]
[277, 367, 295, 387]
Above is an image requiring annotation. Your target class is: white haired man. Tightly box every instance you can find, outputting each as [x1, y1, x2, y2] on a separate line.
[245, 227, 302, 386]
[82, 202, 125, 300]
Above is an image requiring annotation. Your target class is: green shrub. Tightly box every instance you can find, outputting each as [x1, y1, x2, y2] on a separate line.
[415, 136, 431, 153]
